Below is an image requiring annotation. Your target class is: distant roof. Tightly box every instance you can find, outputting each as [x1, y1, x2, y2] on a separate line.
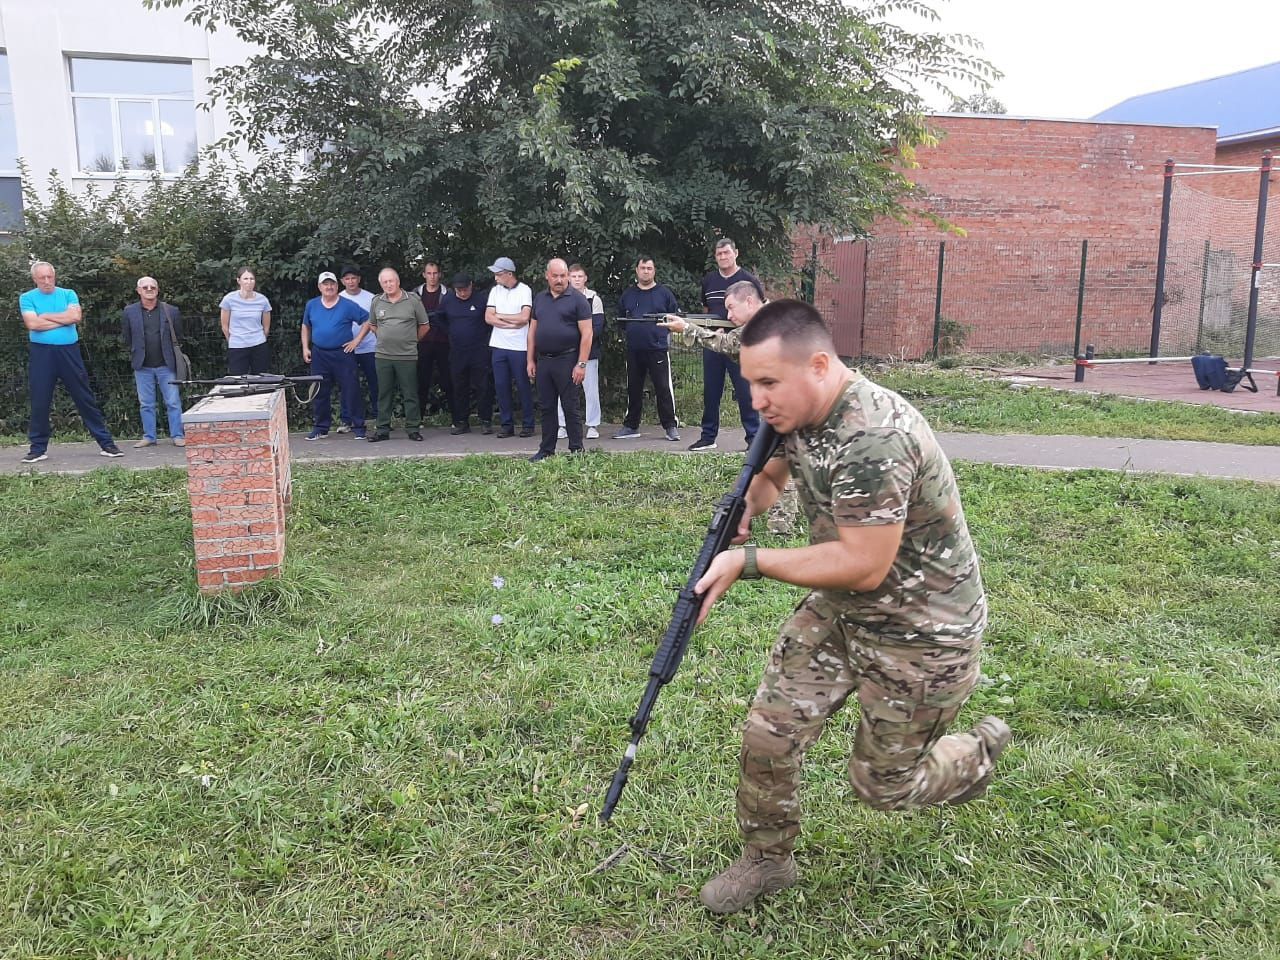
[1092, 61, 1280, 141]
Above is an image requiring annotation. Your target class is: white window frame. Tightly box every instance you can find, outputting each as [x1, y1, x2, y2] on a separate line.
[68, 57, 196, 178]
[0, 50, 23, 233]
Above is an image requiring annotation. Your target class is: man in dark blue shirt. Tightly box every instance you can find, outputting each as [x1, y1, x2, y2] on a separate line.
[301, 271, 368, 440]
[615, 255, 681, 442]
[526, 258, 592, 462]
[693, 238, 763, 451]
[440, 273, 495, 434]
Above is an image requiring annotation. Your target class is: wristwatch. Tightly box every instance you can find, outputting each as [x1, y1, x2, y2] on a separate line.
[577, 361, 588, 369]
[740, 543, 762, 580]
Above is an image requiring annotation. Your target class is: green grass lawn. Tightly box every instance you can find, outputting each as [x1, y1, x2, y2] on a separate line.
[872, 366, 1280, 446]
[1, 455, 1278, 959]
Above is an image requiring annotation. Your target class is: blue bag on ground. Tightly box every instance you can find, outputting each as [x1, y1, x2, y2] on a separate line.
[1192, 354, 1228, 390]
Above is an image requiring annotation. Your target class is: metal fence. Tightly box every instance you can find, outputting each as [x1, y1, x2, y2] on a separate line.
[808, 236, 1280, 363]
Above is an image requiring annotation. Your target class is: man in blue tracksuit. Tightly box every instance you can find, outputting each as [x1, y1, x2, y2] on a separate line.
[614, 255, 681, 442]
[440, 273, 495, 434]
[692, 238, 763, 451]
[301, 271, 368, 440]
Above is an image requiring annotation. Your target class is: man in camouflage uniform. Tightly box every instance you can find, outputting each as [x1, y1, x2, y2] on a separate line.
[691, 299, 1009, 914]
[661, 281, 801, 535]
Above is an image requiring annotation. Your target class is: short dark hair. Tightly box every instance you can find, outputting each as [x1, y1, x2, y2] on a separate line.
[636, 254, 655, 267]
[714, 238, 736, 252]
[740, 299, 835, 357]
[340, 264, 361, 278]
[725, 280, 761, 304]
[421, 260, 440, 271]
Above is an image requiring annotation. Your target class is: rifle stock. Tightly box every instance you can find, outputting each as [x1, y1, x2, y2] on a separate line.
[600, 424, 781, 822]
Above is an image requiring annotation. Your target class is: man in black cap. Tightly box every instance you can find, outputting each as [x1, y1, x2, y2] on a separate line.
[438, 272, 494, 434]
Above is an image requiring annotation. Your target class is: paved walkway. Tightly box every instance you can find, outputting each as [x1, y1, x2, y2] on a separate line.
[4, 424, 1278, 483]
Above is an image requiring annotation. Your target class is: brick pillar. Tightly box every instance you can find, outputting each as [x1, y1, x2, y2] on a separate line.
[183, 389, 290, 594]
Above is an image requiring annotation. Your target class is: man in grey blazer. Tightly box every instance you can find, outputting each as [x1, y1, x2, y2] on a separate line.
[122, 276, 186, 447]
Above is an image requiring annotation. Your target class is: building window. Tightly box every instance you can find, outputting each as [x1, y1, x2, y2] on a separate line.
[0, 52, 21, 230]
[69, 57, 197, 175]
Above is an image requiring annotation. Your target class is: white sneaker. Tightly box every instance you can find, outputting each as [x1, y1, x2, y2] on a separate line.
[587, 426, 599, 439]
[335, 424, 352, 434]
[557, 427, 568, 439]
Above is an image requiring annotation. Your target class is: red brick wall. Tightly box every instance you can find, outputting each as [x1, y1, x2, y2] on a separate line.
[817, 117, 1222, 358]
[1204, 138, 1280, 200]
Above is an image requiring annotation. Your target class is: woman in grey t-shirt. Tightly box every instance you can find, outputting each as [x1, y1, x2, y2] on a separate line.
[219, 267, 273, 374]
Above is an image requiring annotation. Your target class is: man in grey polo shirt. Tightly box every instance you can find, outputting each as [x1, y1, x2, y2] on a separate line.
[352, 268, 430, 442]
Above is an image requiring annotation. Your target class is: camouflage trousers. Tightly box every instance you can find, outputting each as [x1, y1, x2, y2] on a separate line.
[737, 592, 992, 857]
[765, 479, 800, 535]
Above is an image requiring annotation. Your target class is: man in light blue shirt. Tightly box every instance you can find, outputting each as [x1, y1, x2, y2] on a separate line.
[19, 260, 121, 463]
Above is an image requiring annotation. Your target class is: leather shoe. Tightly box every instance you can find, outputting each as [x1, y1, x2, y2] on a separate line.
[518, 427, 535, 438]
[407, 431, 423, 442]
[450, 424, 471, 435]
[528, 451, 553, 463]
[497, 428, 515, 439]
[481, 422, 493, 435]
[368, 432, 390, 443]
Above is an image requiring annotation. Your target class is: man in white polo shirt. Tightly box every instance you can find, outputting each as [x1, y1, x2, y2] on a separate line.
[485, 256, 535, 438]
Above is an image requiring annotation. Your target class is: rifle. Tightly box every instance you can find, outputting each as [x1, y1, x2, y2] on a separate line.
[600, 424, 782, 823]
[172, 374, 325, 402]
[618, 312, 736, 329]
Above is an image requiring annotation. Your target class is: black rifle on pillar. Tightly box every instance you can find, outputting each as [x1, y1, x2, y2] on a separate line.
[600, 423, 781, 823]
[172, 374, 324, 402]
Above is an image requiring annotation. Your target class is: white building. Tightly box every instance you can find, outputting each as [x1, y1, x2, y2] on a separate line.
[0, 0, 255, 227]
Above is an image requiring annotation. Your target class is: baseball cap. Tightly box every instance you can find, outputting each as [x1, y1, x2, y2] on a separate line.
[451, 271, 474, 288]
[318, 271, 338, 284]
[487, 256, 516, 274]
[339, 264, 361, 278]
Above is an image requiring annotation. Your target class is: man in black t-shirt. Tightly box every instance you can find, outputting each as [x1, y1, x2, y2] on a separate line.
[439, 273, 495, 434]
[692, 238, 763, 451]
[526, 258, 592, 462]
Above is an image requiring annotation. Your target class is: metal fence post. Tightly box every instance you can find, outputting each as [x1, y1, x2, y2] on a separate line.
[1150, 158, 1175, 361]
[930, 240, 946, 357]
[1242, 151, 1272, 371]
[1072, 239, 1088, 358]
[1195, 238, 1210, 353]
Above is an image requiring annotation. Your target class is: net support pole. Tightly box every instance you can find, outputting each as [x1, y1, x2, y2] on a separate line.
[1195, 238, 1211, 352]
[1073, 239, 1089, 358]
[1150, 158, 1175, 362]
[931, 240, 946, 358]
[1242, 151, 1272, 371]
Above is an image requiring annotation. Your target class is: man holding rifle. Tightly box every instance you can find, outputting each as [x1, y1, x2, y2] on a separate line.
[691, 299, 1008, 914]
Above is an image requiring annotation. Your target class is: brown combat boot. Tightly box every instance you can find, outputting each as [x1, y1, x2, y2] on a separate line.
[699, 849, 798, 914]
[947, 715, 1012, 806]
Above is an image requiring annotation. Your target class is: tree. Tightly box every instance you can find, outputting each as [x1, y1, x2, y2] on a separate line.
[948, 92, 1007, 115]
[152, 0, 994, 298]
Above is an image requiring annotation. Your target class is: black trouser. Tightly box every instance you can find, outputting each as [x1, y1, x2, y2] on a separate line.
[536, 352, 581, 455]
[228, 342, 271, 375]
[417, 338, 453, 417]
[623, 348, 677, 430]
[449, 343, 494, 425]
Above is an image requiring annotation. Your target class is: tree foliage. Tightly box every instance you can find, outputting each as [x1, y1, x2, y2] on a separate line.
[948, 92, 1007, 115]
[150, 0, 993, 297]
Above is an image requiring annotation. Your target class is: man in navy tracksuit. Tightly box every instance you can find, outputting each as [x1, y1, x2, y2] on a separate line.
[440, 273, 495, 434]
[301, 271, 367, 440]
[693, 238, 763, 451]
[614, 256, 680, 442]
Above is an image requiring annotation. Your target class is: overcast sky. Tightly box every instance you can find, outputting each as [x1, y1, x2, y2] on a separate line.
[910, 0, 1277, 119]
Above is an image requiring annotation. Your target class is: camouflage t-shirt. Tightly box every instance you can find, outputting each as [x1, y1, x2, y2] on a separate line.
[785, 373, 986, 643]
